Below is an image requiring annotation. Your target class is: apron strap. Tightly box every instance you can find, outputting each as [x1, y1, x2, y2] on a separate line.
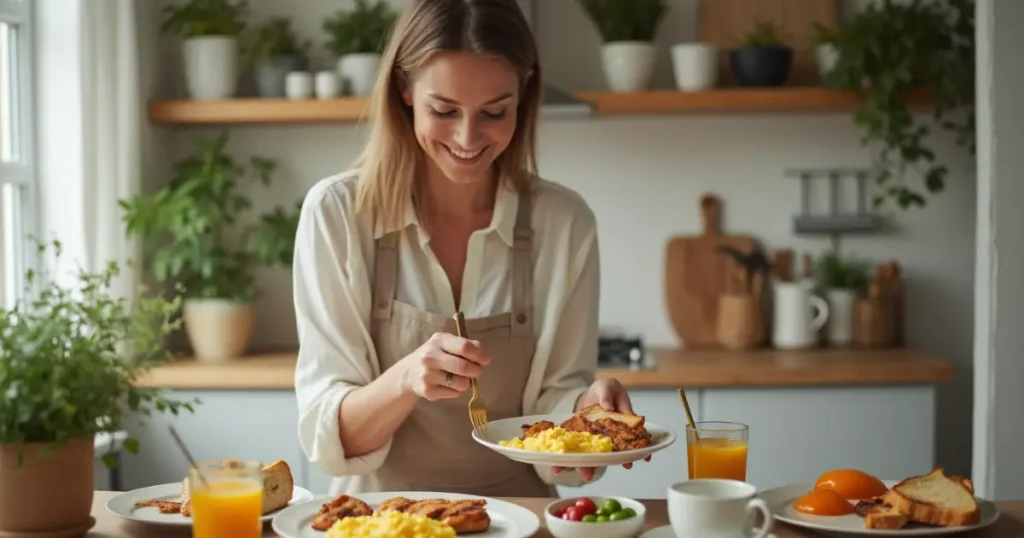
[510, 190, 533, 338]
[372, 231, 400, 321]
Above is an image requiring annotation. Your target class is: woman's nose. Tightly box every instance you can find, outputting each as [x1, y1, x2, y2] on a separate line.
[454, 118, 481, 148]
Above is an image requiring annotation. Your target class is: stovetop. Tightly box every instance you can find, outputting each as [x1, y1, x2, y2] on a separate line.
[598, 331, 644, 368]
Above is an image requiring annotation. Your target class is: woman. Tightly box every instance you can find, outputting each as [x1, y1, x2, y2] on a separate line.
[293, 0, 648, 497]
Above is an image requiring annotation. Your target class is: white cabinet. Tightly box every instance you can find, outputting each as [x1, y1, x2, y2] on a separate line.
[119, 390, 308, 491]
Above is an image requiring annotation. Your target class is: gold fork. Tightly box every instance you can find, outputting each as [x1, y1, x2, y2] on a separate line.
[454, 311, 489, 439]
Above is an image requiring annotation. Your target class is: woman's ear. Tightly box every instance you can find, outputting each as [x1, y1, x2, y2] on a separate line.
[395, 69, 413, 106]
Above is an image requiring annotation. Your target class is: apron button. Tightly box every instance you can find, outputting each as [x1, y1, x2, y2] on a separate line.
[378, 300, 388, 308]
[517, 313, 527, 324]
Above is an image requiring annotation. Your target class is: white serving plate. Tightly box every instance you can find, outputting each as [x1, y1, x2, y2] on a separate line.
[759, 481, 1001, 536]
[105, 483, 314, 527]
[271, 491, 540, 538]
[471, 413, 675, 468]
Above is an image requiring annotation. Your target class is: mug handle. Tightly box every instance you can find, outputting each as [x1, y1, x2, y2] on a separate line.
[809, 295, 830, 331]
[744, 498, 773, 538]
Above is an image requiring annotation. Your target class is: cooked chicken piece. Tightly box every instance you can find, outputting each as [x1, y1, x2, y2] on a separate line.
[133, 499, 183, 514]
[560, 404, 652, 451]
[310, 494, 374, 531]
[520, 420, 556, 439]
[379, 497, 491, 534]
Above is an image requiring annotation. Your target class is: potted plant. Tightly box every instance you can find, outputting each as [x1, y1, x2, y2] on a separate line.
[243, 16, 312, 98]
[0, 240, 198, 536]
[810, 22, 839, 83]
[579, 0, 668, 93]
[161, 0, 250, 100]
[816, 251, 872, 347]
[119, 132, 301, 362]
[729, 20, 793, 87]
[823, 0, 974, 210]
[323, 0, 398, 96]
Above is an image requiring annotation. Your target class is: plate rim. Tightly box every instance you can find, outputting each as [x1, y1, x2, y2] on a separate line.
[270, 490, 541, 538]
[470, 413, 677, 465]
[104, 482, 314, 526]
[759, 480, 1002, 536]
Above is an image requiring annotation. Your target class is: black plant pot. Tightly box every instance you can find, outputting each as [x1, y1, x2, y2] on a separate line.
[729, 46, 793, 87]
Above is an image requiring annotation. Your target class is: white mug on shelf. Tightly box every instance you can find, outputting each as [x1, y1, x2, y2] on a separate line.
[772, 279, 829, 349]
[314, 71, 340, 99]
[285, 71, 313, 100]
[671, 43, 718, 91]
[668, 479, 773, 538]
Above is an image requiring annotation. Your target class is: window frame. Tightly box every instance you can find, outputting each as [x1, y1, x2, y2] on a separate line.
[0, 0, 38, 309]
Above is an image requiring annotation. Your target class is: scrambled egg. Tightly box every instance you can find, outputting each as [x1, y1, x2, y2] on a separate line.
[499, 426, 614, 453]
[326, 511, 456, 538]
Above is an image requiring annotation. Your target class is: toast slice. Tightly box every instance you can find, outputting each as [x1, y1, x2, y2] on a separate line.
[883, 468, 981, 527]
[180, 459, 295, 517]
[855, 498, 909, 530]
[576, 404, 646, 429]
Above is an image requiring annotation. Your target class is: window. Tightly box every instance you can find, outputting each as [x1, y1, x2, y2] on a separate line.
[0, 0, 34, 311]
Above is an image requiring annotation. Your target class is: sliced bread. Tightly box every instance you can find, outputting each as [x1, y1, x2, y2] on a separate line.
[883, 468, 980, 527]
[576, 403, 646, 429]
[180, 459, 294, 516]
[855, 498, 909, 530]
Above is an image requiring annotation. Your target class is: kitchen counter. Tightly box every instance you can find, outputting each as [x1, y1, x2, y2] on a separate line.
[84, 490, 1024, 537]
[134, 347, 954, 390]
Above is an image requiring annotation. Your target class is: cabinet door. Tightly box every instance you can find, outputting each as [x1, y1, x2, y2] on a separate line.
[554, 389, 697, 500]
[701, 386, 937, 490]
[119, 390, 308, 491]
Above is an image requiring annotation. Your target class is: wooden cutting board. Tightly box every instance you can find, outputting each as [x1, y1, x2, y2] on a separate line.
[697, 0, 841, 86]
[665, 195, 757, 348]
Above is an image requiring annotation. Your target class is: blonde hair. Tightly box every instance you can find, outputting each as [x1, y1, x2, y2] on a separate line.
[352, 0, 542, 232]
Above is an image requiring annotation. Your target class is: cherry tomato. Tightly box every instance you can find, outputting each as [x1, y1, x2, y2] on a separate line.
[562, 506, 584, 521]
[574, 497, 598, 515]
[552, 507, 566, 518]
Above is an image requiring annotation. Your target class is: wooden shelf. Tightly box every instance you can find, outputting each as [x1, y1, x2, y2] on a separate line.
[147, 87, 928, 126]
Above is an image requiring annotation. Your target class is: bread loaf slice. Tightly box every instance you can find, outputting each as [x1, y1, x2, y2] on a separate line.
[856, 499, 909, 530]
[179, 459, 294, 516]
[884, 468, 980, 527]
[577, 404, 646, 429]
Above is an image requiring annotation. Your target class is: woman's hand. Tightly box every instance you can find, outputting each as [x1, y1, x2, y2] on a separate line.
[400, 332, 491, 401]
[552, 378, 652, 480]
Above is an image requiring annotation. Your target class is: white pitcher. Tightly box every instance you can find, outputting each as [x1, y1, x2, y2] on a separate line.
[772, 280, 829, 349]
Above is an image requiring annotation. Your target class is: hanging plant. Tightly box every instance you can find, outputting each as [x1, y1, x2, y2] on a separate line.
[824, 0, 974, 210]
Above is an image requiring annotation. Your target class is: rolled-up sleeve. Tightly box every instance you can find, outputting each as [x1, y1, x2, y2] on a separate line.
[293, 180, 389, 477]
[528, 206, 601, 486]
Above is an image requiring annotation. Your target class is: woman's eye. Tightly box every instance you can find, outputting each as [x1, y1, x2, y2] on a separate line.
[483, 110, 507, 120]
[429, 107, 457, 118]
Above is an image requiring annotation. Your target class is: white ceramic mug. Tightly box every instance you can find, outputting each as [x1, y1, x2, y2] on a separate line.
[671, 43, 718, 91]
[668, 479, 773, 538]
[285, 71, 313, 100]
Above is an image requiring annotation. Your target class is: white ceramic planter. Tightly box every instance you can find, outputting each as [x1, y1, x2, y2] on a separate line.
[815, 43, 839, 82]
[671, 42, 718, 91]
[338, 53, 382, 96]
[600, 41, 656, 93]
[826, 287, 858, 347]
[285, 71, 313, 100]
[182, 299, 255, 362]
[182, 36, 239, 100]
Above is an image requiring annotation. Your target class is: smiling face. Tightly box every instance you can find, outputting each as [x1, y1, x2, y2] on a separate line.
[402, 51, 523, 185]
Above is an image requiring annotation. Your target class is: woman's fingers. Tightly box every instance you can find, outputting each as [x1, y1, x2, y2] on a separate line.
[424, 351, 483, 379]
[425, 369, 471, 392]
[431, 332, 492, 365]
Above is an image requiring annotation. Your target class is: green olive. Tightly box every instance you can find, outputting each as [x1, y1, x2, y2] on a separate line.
[596, 515, 610, 523]
[600, 499, 622, 514]
[581, 514, 598, 523]
[620, 507, 637, 518]
[609, 510, 633, 521]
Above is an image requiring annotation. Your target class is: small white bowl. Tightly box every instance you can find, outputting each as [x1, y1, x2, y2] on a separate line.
[544, 496, 646, 538]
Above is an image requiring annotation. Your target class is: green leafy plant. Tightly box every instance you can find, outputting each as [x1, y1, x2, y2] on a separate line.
[118, 132, 300, 304]
[824, 0, 975, 210]
[816, 251, 872, 290]
[322, 0, 398, 57]
[740, 21, 787, 48]
[578, 0, 668, 42]
[0, 239, 198, 468]
[809, 22, 837, 46]
[160, 0, 250, 38]
[242, 16, 311, 66]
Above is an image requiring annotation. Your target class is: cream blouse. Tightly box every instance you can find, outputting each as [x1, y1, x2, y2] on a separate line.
[293, 171, 601, 488]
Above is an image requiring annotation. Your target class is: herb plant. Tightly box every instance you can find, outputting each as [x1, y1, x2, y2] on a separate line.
[322, 0, 399, 57]
[578, 0, 668, 42]
[243, 16, 311, 65]
[0, 240, 198, 467]
[741, 21, 786, 48]
[160, 0, 250, 38]
[816, 251, 872, 290]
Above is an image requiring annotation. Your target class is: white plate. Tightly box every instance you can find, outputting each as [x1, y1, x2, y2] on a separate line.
[271, 491, 540, 538]
[759, 481, 1001, 536]
[640, 526, 777, 538]
[471, 413, 676, 468]
[105, 483, 314, 526]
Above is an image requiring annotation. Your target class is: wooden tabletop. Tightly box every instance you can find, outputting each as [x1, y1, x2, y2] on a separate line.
[133, 347, 953, 390]
[86, 491, 1023, 537]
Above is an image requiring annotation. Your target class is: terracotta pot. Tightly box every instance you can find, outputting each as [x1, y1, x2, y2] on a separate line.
[183, 299, 255, 361]
[0, 439, 96, 536]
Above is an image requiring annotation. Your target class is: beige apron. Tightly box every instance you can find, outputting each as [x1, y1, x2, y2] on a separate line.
[368, 191, 552, 497]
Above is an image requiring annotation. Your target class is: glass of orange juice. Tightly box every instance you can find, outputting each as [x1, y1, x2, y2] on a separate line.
[686, 421, 749, 481]
[189, 459, 263, 538]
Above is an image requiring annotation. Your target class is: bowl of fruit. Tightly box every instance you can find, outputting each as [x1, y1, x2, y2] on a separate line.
[544, 496, 645, 538]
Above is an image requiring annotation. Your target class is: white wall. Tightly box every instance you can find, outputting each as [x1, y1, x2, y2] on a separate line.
[971, 0, 1024, 501]
[143, 0, 977, 477]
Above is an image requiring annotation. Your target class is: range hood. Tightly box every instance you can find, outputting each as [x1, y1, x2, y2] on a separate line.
[516, 0, 595, 116]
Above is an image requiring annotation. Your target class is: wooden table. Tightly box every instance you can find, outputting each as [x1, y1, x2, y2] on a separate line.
[86, 491, 1024, 537]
